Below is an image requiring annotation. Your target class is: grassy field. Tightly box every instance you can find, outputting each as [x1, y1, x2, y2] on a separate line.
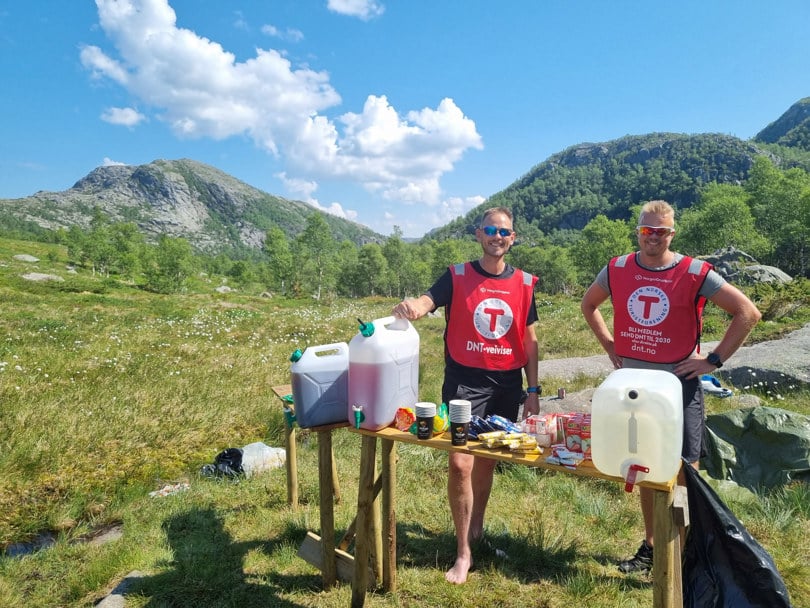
[0, 237, 808, 607]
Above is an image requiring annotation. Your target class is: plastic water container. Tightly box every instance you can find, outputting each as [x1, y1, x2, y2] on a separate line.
[591, 368, 683, 484]
[348, 316, 420, 430]
[290, 342, 349, 428]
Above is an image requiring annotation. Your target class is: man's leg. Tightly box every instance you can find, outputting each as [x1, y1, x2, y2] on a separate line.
[469, 457, 498, 542]
[446, 452, 474, 584]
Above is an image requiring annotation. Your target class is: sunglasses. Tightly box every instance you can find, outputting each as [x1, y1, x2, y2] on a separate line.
[482, 226, 513, 237]
[636, 225, 675, 237]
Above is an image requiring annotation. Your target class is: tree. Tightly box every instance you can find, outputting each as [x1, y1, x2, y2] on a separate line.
[293, 214, 338, 298]
[747, 157, 810, 277]
[570, 215, 633, 284]
[263, 227, 293, 293]
[356, 244, 389, 296]
[382, 227, 411, 298]
[513, 244, 579, 295]
[143, 236, 197, 294]
[677, 183, 768, 258]
[109, 222, 146, 278]
[336, 240, 361, 297]
[227, 260, 257, 287]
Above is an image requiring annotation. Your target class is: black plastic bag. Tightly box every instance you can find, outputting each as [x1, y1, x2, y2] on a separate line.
[200, 447, 245, 478]
[682, 463, 792, 607]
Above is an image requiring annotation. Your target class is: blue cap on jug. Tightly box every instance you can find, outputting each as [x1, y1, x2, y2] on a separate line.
[357, 318, 375, 337]
[289, 348, 303, 362]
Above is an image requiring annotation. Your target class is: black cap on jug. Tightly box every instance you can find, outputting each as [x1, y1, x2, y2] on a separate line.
[357, 318, 375, 337]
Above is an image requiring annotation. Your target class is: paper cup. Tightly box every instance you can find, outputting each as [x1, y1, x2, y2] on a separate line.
[448, 399, 472, 424]
[414, 402, 436, 440]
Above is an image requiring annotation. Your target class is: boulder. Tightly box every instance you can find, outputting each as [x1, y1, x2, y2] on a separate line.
[700, 247, 792, 285]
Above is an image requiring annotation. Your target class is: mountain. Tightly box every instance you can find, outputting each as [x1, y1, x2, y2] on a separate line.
[754, 97, 810, 150]
[0, 159, 383, 254]
[427, 132, 776, 241]
[2, 99, 809, 250]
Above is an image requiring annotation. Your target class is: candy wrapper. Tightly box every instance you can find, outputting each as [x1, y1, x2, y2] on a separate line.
[395, 407, 415, 432]
[433, 402, 450, 435]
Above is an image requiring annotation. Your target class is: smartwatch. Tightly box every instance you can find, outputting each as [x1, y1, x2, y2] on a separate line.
[706, 352, 723, 369]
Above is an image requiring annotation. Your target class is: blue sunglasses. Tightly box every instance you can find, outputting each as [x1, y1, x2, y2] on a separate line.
[482, 225, 513, 237]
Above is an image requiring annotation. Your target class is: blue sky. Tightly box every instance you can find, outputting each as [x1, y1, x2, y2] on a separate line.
[2, 1, 809, 238]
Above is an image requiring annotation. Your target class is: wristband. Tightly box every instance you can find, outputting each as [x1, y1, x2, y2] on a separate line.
[526, 386, 539, 394]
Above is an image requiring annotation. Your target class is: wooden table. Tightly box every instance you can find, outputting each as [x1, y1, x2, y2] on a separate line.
[348, 426, 683, 608]
[271, 384, 349, 588]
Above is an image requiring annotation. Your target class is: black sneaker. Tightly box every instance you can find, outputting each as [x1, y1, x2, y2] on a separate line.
[618, 540, 653, 573]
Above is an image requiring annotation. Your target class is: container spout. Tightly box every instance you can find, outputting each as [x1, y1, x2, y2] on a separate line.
[352, 405, 365, 429]
[624, 463, 650, 492]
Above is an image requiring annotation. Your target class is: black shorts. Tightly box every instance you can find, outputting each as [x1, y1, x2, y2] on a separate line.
[442, 363, 523, 422]
[682, 376, 705, 463]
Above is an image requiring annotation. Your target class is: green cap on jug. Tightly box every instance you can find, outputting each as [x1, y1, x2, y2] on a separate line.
[357, 318, 375, 337]
[289, 348, 303, 362]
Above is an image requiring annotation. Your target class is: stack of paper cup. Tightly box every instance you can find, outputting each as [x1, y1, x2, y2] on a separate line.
[414, 402, 437, 439]
[448, 399, 472, 446]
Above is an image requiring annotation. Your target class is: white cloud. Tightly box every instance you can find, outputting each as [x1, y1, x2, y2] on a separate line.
[276, 172, 318, 200]
[277, 172, 359, 221]
[80, 0, 481, 218]
[381, 194, 485, 237]
[308, 199, 359, 221]
[261, 23, 304, 42]
[327, 0, 384, 20]
[100, 106, 146, 127]
[102, 157, 128, 166]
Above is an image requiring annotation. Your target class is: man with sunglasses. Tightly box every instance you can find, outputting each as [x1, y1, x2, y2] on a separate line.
[581, 200, 761, 574]
[393, 206, 539, 584]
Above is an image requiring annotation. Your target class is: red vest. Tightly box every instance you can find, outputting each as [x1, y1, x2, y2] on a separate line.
[446, 262, 537, 370]
[609, 254, 711, 363]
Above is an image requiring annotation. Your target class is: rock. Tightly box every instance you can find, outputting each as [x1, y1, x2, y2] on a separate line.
[728, 264, 792, 285]
[709, 324, 810, 391]
[96, 571, 144, 608]
[700, 246, 792, 284]
[21, 273, 64, 282]
[13, 254, 39, 263]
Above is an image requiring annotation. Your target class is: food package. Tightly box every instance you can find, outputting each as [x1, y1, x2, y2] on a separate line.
[522, 413, 557, 447]
[395, 407, 416, 432]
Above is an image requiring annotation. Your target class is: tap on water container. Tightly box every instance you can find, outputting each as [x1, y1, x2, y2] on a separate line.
[348, 316, 420, 430]
[591, 368, 683, 485]
[289, 342, 349, 428]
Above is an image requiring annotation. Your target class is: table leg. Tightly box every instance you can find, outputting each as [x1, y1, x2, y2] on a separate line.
[381, 438, 397, 592]
[318, 429, 336, 588]
[652, 487, 683, 608]
[284, 408, 298, 507]
[352, 435, 378, 608]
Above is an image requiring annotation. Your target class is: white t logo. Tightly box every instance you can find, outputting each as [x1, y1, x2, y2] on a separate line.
[473, 298, 514, 339]
[627, 286, 670, 326]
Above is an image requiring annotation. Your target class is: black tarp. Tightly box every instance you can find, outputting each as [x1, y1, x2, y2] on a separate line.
[682, 462, 793, 607]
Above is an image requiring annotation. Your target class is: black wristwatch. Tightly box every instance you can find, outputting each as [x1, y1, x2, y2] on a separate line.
[707, 352, 723, 369]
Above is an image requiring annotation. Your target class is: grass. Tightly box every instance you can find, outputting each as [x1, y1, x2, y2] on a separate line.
[0, 236, 808, 607]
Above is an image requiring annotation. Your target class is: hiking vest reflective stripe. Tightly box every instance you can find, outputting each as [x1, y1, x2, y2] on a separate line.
[446, 262, 537, 370]
[609, 254, 711, 363]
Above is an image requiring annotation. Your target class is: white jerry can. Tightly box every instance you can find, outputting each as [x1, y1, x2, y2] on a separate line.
[591, 368, 683, 485]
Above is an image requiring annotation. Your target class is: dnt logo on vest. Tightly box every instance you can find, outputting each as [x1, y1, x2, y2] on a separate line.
[627, 285, 670, 326]
[472, 297, 514, 339]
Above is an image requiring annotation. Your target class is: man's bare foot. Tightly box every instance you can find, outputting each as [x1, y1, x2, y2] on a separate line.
[445, 555, 473, 584]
